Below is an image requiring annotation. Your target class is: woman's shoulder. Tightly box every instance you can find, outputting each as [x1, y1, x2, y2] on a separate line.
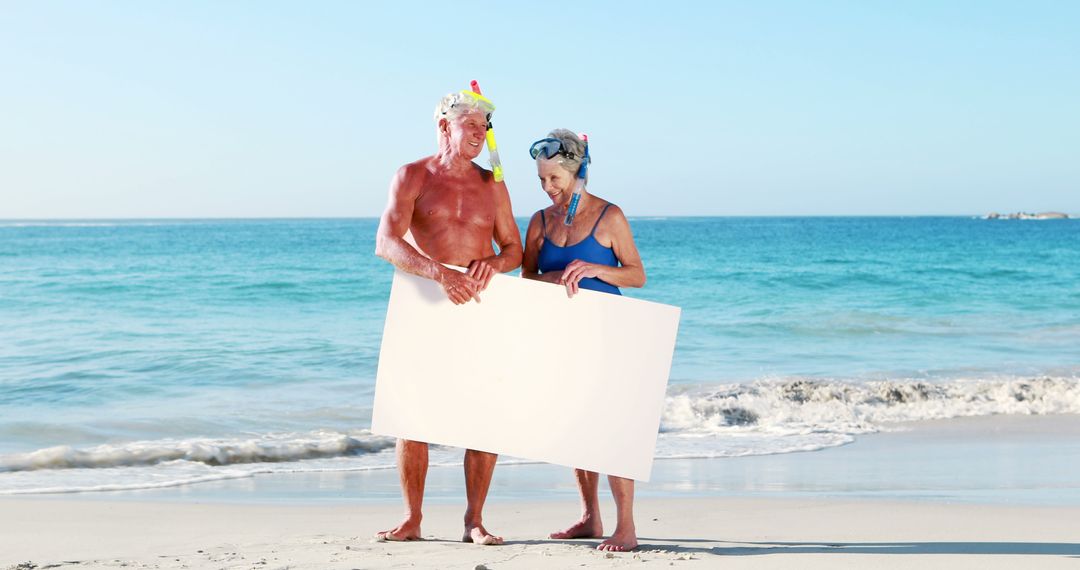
[595, 200, 627, 225]
[593, 199, 634, 243]
[531, 207, 552, 223]
[526, 208, 548, 235]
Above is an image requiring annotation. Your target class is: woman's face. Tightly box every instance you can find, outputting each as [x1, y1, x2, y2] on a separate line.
[536, 158, 577, 208]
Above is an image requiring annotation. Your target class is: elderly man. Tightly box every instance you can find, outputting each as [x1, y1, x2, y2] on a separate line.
[373, 91, 523, 545]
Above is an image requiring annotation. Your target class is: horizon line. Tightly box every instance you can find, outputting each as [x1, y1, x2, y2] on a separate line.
[2, 213, 1074, 222]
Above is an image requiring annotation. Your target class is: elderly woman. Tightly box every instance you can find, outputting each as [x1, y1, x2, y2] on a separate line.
[522, 129, 646, 551]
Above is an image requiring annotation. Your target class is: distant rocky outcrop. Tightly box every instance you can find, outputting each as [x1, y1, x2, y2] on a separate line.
[984, 211, 1069, 220]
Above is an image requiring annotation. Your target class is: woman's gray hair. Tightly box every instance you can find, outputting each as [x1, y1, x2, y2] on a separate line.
[544, 128, 587, 176]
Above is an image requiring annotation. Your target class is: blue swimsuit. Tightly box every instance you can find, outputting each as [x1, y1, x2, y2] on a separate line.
[537, 204, 621, 296]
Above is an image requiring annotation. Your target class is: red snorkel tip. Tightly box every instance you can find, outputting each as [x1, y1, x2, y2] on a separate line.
[580, 133, 589, 143]
[470, 80, 482, 94]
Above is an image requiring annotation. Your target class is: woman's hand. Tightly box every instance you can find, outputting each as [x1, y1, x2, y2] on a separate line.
[534, 269, 564, 284]
[560, 260, 604, 297]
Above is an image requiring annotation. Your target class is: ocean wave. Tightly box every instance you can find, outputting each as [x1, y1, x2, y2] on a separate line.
[0, 430, 395, 473]
[661, 376, 1080, 438]
[1, 470, 265, 495]
[644, 376, 1080, 461]
[0, 454, 406, 496]
[2, 376, 1078, 495]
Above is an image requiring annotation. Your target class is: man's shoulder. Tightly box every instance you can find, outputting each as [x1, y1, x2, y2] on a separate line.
[397, 156, 435, 179]
[469, 161, 494, 181]
[392, 157, 436, 194]
[467, 163, 506, 195]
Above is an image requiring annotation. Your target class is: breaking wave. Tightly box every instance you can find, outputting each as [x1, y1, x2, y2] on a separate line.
[1, 376, 1078, 494]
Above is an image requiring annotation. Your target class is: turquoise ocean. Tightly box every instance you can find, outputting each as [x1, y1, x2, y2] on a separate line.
[1, 217, 1078, 495]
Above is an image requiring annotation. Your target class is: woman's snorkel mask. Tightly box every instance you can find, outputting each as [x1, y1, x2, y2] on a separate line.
[459, 80, 504, 182]
[529, 134, 591, 226]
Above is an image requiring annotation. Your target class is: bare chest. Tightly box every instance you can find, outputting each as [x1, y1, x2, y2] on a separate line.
[413, 180, 496, 229]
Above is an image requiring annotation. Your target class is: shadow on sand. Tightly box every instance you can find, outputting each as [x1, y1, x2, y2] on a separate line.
[705, 540, 1080, 557]
[445, 537, 1080, 558]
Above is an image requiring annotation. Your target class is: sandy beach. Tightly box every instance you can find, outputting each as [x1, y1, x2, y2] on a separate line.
[5, 415, 1080, 569]
[5, 0, 1080, 565]
[4, 495, 1080, 569]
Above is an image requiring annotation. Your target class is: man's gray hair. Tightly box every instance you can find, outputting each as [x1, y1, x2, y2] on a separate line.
[545, 128, 587, 176]
[434, 92, 494, 123]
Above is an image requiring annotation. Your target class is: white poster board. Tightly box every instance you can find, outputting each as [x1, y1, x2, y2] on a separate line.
[372, 270, 681, 481]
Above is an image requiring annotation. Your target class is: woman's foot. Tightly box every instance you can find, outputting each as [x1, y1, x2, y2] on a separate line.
[463, 523, 504, 545]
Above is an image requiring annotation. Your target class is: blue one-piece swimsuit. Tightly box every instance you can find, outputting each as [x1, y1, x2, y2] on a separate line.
[537, 204, 621, 296]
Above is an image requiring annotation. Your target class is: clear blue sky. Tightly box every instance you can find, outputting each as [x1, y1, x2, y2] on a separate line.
[2, 1, 1077, 218]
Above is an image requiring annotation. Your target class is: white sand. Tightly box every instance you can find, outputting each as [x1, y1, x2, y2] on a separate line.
[3, 495, 1080, 569]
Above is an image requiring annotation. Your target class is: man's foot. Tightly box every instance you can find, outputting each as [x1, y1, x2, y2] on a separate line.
[374, 518, 422, 542]
[463, 524, 504, 546]
[549, 515, 602, 540]
[597, 528, 638, 552]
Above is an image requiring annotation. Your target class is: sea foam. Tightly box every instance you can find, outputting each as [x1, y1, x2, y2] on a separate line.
[1, 376, 1077, 495]
[657, 376, 1080, 458]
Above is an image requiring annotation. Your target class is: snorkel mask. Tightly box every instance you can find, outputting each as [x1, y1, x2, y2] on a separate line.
[460, 80, 504, 182]
[529, 134, 591, 226]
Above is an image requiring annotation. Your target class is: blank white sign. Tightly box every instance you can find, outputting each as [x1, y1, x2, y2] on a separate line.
[371, 269, 681, 481]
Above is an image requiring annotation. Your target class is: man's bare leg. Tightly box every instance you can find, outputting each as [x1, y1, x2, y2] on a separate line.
[549, 469, 603, 539]
[375, 439, 427, 541]
[462, 449, 503, 545]
[598, 475, 638, 551]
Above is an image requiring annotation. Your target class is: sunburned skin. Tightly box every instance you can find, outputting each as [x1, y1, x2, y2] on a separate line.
[373, 105, 521, 546]
[409, 162, 501, 268]
[377, 109, 521, 305]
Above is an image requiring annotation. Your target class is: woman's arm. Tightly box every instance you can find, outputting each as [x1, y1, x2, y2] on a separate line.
[522, 210, 563, 284]
[561, 205, 646, 294]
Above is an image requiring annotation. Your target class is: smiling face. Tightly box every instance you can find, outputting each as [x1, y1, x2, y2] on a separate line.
[536, 157, 578, 208]
[440, 110, 488, 160]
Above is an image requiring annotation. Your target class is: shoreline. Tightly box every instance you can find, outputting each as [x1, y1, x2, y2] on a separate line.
[13, 413, 1079, 507]
[4, 414, 1080, 568]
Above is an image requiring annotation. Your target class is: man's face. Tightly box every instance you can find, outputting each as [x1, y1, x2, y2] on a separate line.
[443, 111, 488, 159]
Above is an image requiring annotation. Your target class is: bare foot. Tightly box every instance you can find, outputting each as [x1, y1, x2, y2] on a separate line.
[374, 518, 422, 542]
[597, 528, 638, 552]
[463, 524, 504, 546]
[549, 514, 602, 540]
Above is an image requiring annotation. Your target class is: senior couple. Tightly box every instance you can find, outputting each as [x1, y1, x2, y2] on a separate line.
[373, 91, 646, 551]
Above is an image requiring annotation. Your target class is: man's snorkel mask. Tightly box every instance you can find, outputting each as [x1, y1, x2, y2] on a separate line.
[456, 80, 503, 182]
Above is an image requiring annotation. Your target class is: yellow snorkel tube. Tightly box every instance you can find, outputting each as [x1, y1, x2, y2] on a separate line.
[461, 80, 504, 182]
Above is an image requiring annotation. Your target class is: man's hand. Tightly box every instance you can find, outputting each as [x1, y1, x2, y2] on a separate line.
[466, 259, 499, 291]
[438, 267, 483, 305]
[560, 260, 603, 298]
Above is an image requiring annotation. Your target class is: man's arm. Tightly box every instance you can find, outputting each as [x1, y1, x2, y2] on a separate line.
[489, 179, 524, 272]
[375, 163, 481, 305]
[467, 179, 524, 289]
